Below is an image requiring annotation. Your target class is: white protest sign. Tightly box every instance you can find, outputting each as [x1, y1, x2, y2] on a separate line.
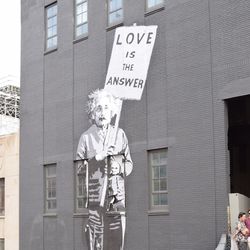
[104, 25, 157, 100]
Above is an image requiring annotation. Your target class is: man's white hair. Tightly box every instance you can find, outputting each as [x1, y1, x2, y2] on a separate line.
[86, 89, 116, 124]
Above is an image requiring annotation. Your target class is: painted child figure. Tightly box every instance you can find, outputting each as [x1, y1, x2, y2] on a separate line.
[76, 89, 133, 250]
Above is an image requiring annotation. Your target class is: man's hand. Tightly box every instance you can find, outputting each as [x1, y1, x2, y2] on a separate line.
[95, 145, 118, 161]
[95, 150, 107, 161]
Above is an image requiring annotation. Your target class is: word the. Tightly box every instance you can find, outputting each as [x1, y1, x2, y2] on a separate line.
[123, 64, 134, 71]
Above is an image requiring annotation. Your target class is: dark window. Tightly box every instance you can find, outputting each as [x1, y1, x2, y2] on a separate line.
[149, 149, 168, 210]
[0, 179, 5, 216]
[44, 164, 57, 213]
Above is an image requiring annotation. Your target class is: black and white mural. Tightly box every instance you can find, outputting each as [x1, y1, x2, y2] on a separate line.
[76, 25, 157, 250]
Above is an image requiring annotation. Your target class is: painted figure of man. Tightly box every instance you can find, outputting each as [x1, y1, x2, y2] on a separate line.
[76, 89, 133, 250]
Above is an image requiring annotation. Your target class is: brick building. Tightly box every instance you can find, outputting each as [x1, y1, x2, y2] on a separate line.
[20, 0, 250, 249]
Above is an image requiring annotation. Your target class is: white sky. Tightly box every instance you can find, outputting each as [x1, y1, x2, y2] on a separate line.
[0, 1, 21, 82]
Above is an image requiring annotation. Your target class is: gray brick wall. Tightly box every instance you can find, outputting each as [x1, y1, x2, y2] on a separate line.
[21, 0, 250, 249]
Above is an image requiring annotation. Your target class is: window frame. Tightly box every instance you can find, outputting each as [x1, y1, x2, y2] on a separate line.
[74, 0, 88, 40]
[0, 178, 5, 216]
[44, 164, 57, 214]
[45, 2, 58, 51]
[74, 160, 88, 214]
[107, 0, 123, 27]
[148, 148, 168, 213]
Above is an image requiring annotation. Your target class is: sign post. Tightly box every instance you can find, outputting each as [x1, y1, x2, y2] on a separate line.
[100, 25, 157, 208]
[99, 25, 157, 250]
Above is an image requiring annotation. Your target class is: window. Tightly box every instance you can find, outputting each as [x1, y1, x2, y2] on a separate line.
[75, 160, 88, 213]
[0, 179, 4, 216]
[108, 0, 123, 26]
[0, 239, 4, 250]
[149, 149, 168, 210]
[147, 0, 164, 10]
[45, 3, 57, 50]
[75, 0, 88, 38]
[44, 164, 57, 213]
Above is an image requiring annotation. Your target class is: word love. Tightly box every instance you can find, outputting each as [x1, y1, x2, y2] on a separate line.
[116, 32, 154, 45]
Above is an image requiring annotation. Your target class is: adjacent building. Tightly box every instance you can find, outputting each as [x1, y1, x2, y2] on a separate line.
[20, 0, 250, 249]
[0, 76, 20, 250]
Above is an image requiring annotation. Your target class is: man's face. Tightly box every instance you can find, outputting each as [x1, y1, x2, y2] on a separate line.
[241, 214, 247, 222]
[93, 96, 112, 128]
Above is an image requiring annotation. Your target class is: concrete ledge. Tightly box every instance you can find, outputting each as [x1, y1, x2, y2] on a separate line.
[215, 234, 227, 250]
[218, 77, 250, 100]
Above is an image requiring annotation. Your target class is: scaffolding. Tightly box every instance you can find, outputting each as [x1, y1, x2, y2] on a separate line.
[0, 76, 20, 135]
[0, 85, 20, 119]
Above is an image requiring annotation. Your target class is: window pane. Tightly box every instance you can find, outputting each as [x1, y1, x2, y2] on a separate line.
[82, 2, 87, 12]
[153, 166, 159, 179]
[78, 186, 82, 196]
[78, 175, 84, 185]
[110, 0, 122, 12]
[53, 200, 57, 208]
[47, 166, 56, 176]
[48, 16, 57, 28]
[148, 0, 163, 8]
[48, 190, 52, 198]
[76, 0, 85, 4]
[48, 38, 53, 48]
[47, 26, 57, 38]
[47, 27, 53, 38]
[156, 0, 164, 5]
[160, 179, 167, 191]
[151, 153, 159, 165]
[76, 24, 88, 37]
[159, 193, 168, 205]
[153, 180, 160, 191]
[52, 188, 56, 198]
[109, 0, 116, 12]
[153, 194, 159, 206]
[52, 179, 56, 188]
[148, 0, 155, 8]
[160, 151, 167, 162]
[116, 0, 122, 9]
[47, 200, 51, 209]
[109, 9, 123, 24]
[51, 36, 57, 47]
[47, 200, 56, 210]
[78, 185, 83, 196]
[76, 3, 84, 15]
[77, 13, 87, 25]
[47, 5, 57, 18]
[160, 166, 166, 178]
[78, 198, 83, 208]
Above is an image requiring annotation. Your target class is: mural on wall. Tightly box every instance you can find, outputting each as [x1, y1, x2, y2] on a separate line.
[76, 25, 157, 250]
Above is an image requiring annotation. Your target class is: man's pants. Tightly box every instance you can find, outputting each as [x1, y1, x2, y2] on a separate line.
[86, 208, 125, 250]
[237, 241, 248, 250]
